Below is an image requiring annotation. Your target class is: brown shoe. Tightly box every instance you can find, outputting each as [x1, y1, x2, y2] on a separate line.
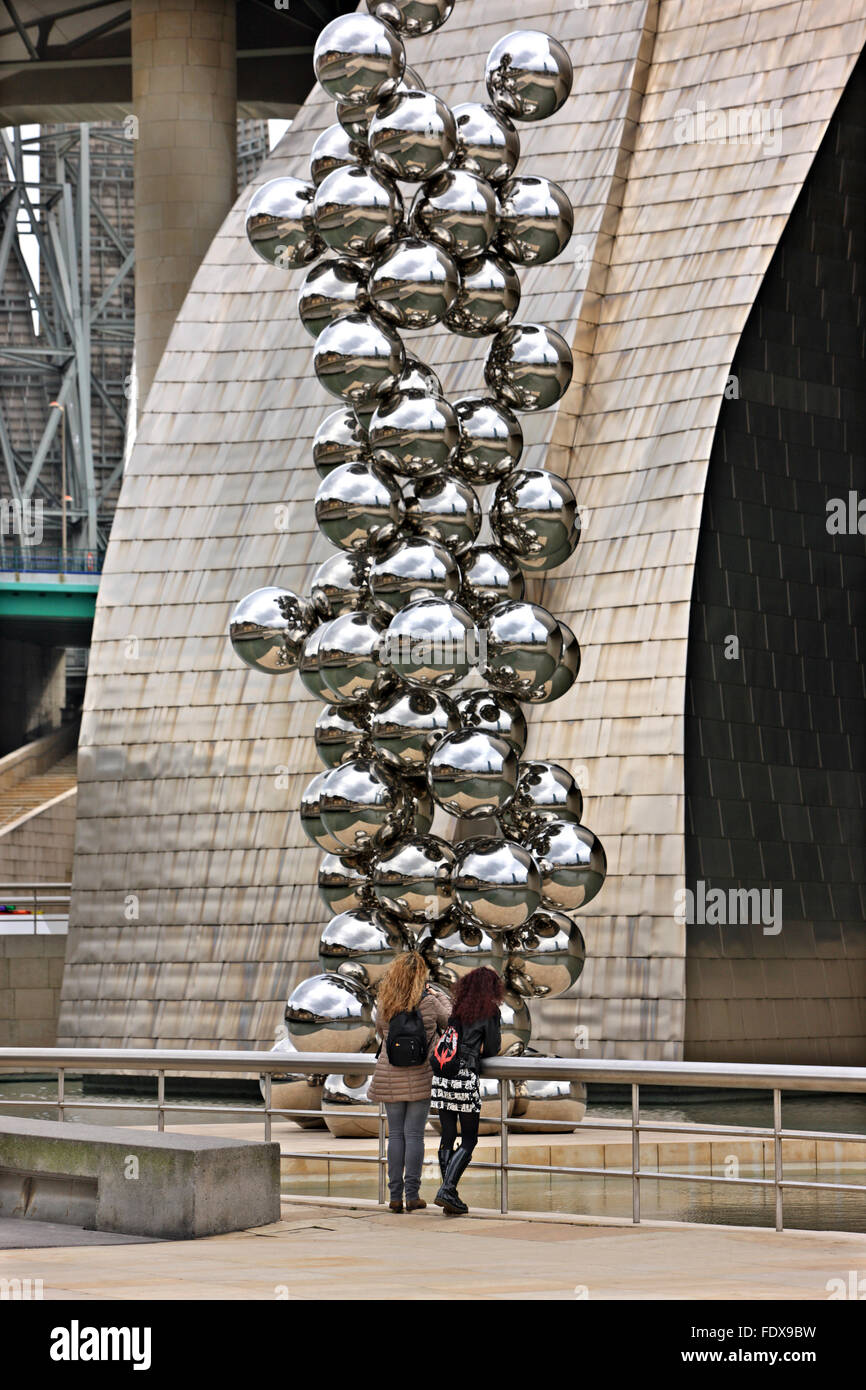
[388, 1199, 403, 1213]
[405, 1198, 426, 1211]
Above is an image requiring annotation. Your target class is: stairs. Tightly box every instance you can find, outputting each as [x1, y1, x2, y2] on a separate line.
[0, 751, 78, 831]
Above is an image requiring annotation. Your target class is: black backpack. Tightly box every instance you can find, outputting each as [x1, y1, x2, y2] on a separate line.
[431, 1021, 463, 1079]
[385, 1008, 428, 1067]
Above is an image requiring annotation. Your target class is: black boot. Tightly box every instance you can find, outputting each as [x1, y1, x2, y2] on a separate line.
[437, 1143, 453, 1182]
[434, 1145, 473, 1215]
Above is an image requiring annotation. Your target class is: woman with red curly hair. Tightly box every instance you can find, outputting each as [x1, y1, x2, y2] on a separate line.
[431, 965, 504, 1216]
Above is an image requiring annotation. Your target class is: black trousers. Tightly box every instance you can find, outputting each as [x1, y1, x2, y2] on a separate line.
[438, 1108, 480, 1156]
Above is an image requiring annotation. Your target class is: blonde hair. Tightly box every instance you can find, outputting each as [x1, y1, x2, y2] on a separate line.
[376, 951, 429, 1025]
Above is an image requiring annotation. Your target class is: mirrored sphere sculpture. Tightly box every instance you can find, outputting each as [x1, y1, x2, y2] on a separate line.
[311, 550, 371, 619]
[286, 971, 378, 1053]
[298, 624, 331, 701]
[427, 729, 517, 818]
[368, 237, 459, 330]
[528, 620, 581, 704]
[313, 13, 405, 105]
[335, 63, 426, 143]
[318, 851, 376, 916]
[453, 395, 523, 484]
[396, 353, 443, 397]
[319, 757, 407, 853]
[315, 700, 372, 768]
[317, 610, 389, 704]
[452, 101, 520, 184]
[322, 1072, 379, 1138]
[299, 257, 369, 338]
[300, 770, 346, 853]
[246, 177, 321, 268]
[260, 1037, 326, 1130]
[500, 759, 583, 837]
[453, 689, 527, 757]
[453, 837, 542, 932]
[319, 908, 409, 984]
[404, 471, 482, 549]
[369, 389, 460, 475]
[369, 536, 462, 613]
[370, 684, 459, 773]
[313, 165, 403, 260]
[313, 407, 370, 478]
[410, 169, 498, 261]
[315, 460, 405, 552]
[482, 599, 563, 698]
[372, 834, 456, 922]
[410, 780, 435, 835]
[383, 596, 477, 687]
[229, 586, 312, 674]
[310, 122, 365, 186]
[497, 176, 574, 265]
[314, 310, 406, 406]
[485, 323, 573, 412]
[505, 911, 586, 998]
[499, 991, 532, 1052]
[420, 916, 505, 986]
[491, 467, 579, 572]
[485, 30, 573, 123]
[459, 543, 524, 618]
[527, 819, 608, 911]
[369, 89, 457, 183]
[367, 0, 454, 37]
[443, 251, 521, 338]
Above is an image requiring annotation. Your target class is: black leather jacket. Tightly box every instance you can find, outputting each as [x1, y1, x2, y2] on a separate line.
[457, 1012, 502, 1072]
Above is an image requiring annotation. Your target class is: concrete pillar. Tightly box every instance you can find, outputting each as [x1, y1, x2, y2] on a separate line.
[131, 0, 237, 413]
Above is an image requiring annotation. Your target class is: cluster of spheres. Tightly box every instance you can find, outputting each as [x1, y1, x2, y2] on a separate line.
[231, 4, 605, 1135]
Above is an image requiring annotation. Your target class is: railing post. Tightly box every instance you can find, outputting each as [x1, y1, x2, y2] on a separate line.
[57, 1066, 64, 1122]
[157, 1071, 165, 1133]
[631, 1082, 640, 1224]
[33, 884, 37, 935]
[500, 1080, 509, 1214]
[378, 1102, 386, 1205]
[773, 1087, 783, 1232]
[263, 1071, 272, 1144]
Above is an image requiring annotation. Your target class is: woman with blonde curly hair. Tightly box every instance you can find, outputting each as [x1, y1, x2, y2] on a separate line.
[368, 951, 450, 1213]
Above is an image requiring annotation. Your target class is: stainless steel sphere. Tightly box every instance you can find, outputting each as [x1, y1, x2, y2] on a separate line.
[322, 1071, 379, 1138]
[528, 620, 581, 704]
[313, 310, 406, 406]
[452, 102, 520, 184]
[311, 551, 371, 620]
[443, 251, 521, 338]
[369, 536, 462, 614]
[298, 256, 369, 337]
[369, 89, 457, 183]
[260, 1037, 326, 1130]
[410, 169, 498, 261]
[481, 599, 563, 698]
[287, 971, 377, 1054]
[313, 13, 405, 105]
[313, 406, 370, 478]
[319, 908, 409, 985]
[368, 389, 460, 476]
[491, 467, 580, 571]
[319, 756, 408, 853]
[229, 586, 312, 674]
[313, 165, 403, 260]
[317, 609, 388, 704]
[485, 30, 573, 123]
[484, 323, 573, 412]
[499, 991, 532, 1052]
[246, 177, 321, 268]
[315, 461, 405, 553]
[383, 596, 477, 687]
[310, 122, 366, 187]
[370, 684, 459, 774]
[315, 700, 372, 768]
[458, 543, 524, 619]
[409, 780, 435, 835]
[300, 770, 346, 854]
[368, 237, 459, 330]
[367, 0, 454, 36]
[511, 1071, 586, 1131]
[318, 850, 377, 916]
[396, 353, 443, 397]
[298, 623, 332, 701]
[452, 689, 527, 757]
[499, 759, 583, 837]
[372, 833, 456, 922]
[335, 63, 426, 143]
[404, 472, 482, 550]
[527, 819, 607, 911]
[497, 175, 573, 265]
[506, 911, 586, 998]
[453, 395, 523, 484]
[420, 916, 505, 986]
[427, 729, 517, 819]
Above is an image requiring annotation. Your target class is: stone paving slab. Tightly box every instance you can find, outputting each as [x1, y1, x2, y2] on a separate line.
[0, 1217, 156, 1249]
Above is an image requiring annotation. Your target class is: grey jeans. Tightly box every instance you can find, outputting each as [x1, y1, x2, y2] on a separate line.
[384, 1099, 430, 1202]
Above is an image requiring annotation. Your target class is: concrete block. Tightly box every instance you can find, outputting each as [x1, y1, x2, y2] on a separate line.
[8, 958, 49, 988]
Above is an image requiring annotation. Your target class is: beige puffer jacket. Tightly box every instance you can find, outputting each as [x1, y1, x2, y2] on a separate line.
[368, 988, 451, 1103]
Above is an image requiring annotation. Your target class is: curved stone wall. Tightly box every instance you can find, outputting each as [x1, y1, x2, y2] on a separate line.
[61, 0, 866, 1055]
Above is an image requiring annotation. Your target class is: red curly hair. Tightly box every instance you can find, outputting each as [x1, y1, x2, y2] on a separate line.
[450, 966, 505, 1026]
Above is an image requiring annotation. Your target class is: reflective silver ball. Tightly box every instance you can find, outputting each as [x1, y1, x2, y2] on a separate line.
[370, 89, 457, 183]
[300, 770, 345, 853]
[310, 550, 371, 619]
[370, 684, 459, 774]
[318, 851, 377, 916]
[499, 992, 532, 1052]
[452, 102, 520, 184]
[369, 536, 462, 614]
[322, 1071, 379, 1138]
[319, 756, 408, 853]
[454, 836, 541, 931]
[383, 596, 477, 687]
[315, 700, 372, 768]
[313, 406, 370, 478]
[229, 586, 312, 674]
[481, 599, 563, 698]
[453, 395, 523, 484]
[314, 13, 405, 104]
[317, 609, 388, 704]
[369, 389, 460, 476]
[409, 780, 435, 835]
[497, 175, 573, 265]
[484, 323, 573, 412]
[335, 63, 426, 143]
[395, 353, 443, 398]
[427, 729, 517, 818]
[319, 908, 409, 985]
[527, 620, 580, 704]
[506, 911, 586, 998]
[310, 122, 366, 187]
[314, 310, 406, 406]
[367, 0, 454, 36]
[443, 251, 521, 338]
[313, 165, 403, 261]
[458, 543, 524, 619]
[410, 169, 498, 261]
[404, 472, 482, 550]
[260, 1036, 326, 1130]
[298, 623, 332, 701]
[527, 819, 607, 911]
[246, 177, 321, 268]
[372, 833, 455, 922]
[286, 972, 377, 1054]
[420, 916, 505, 985]
[491, 467, 580, 571]
[485, 29, 573, 123]
[315, 461, 405, 553]
[298, 256, 369, 338]
[500, 759, 583, 837]
[453, 689, 527, 757]
[368, 237, 459, 330]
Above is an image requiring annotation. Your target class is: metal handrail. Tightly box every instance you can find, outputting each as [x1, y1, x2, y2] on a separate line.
[0, 1049, 863, 1233]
